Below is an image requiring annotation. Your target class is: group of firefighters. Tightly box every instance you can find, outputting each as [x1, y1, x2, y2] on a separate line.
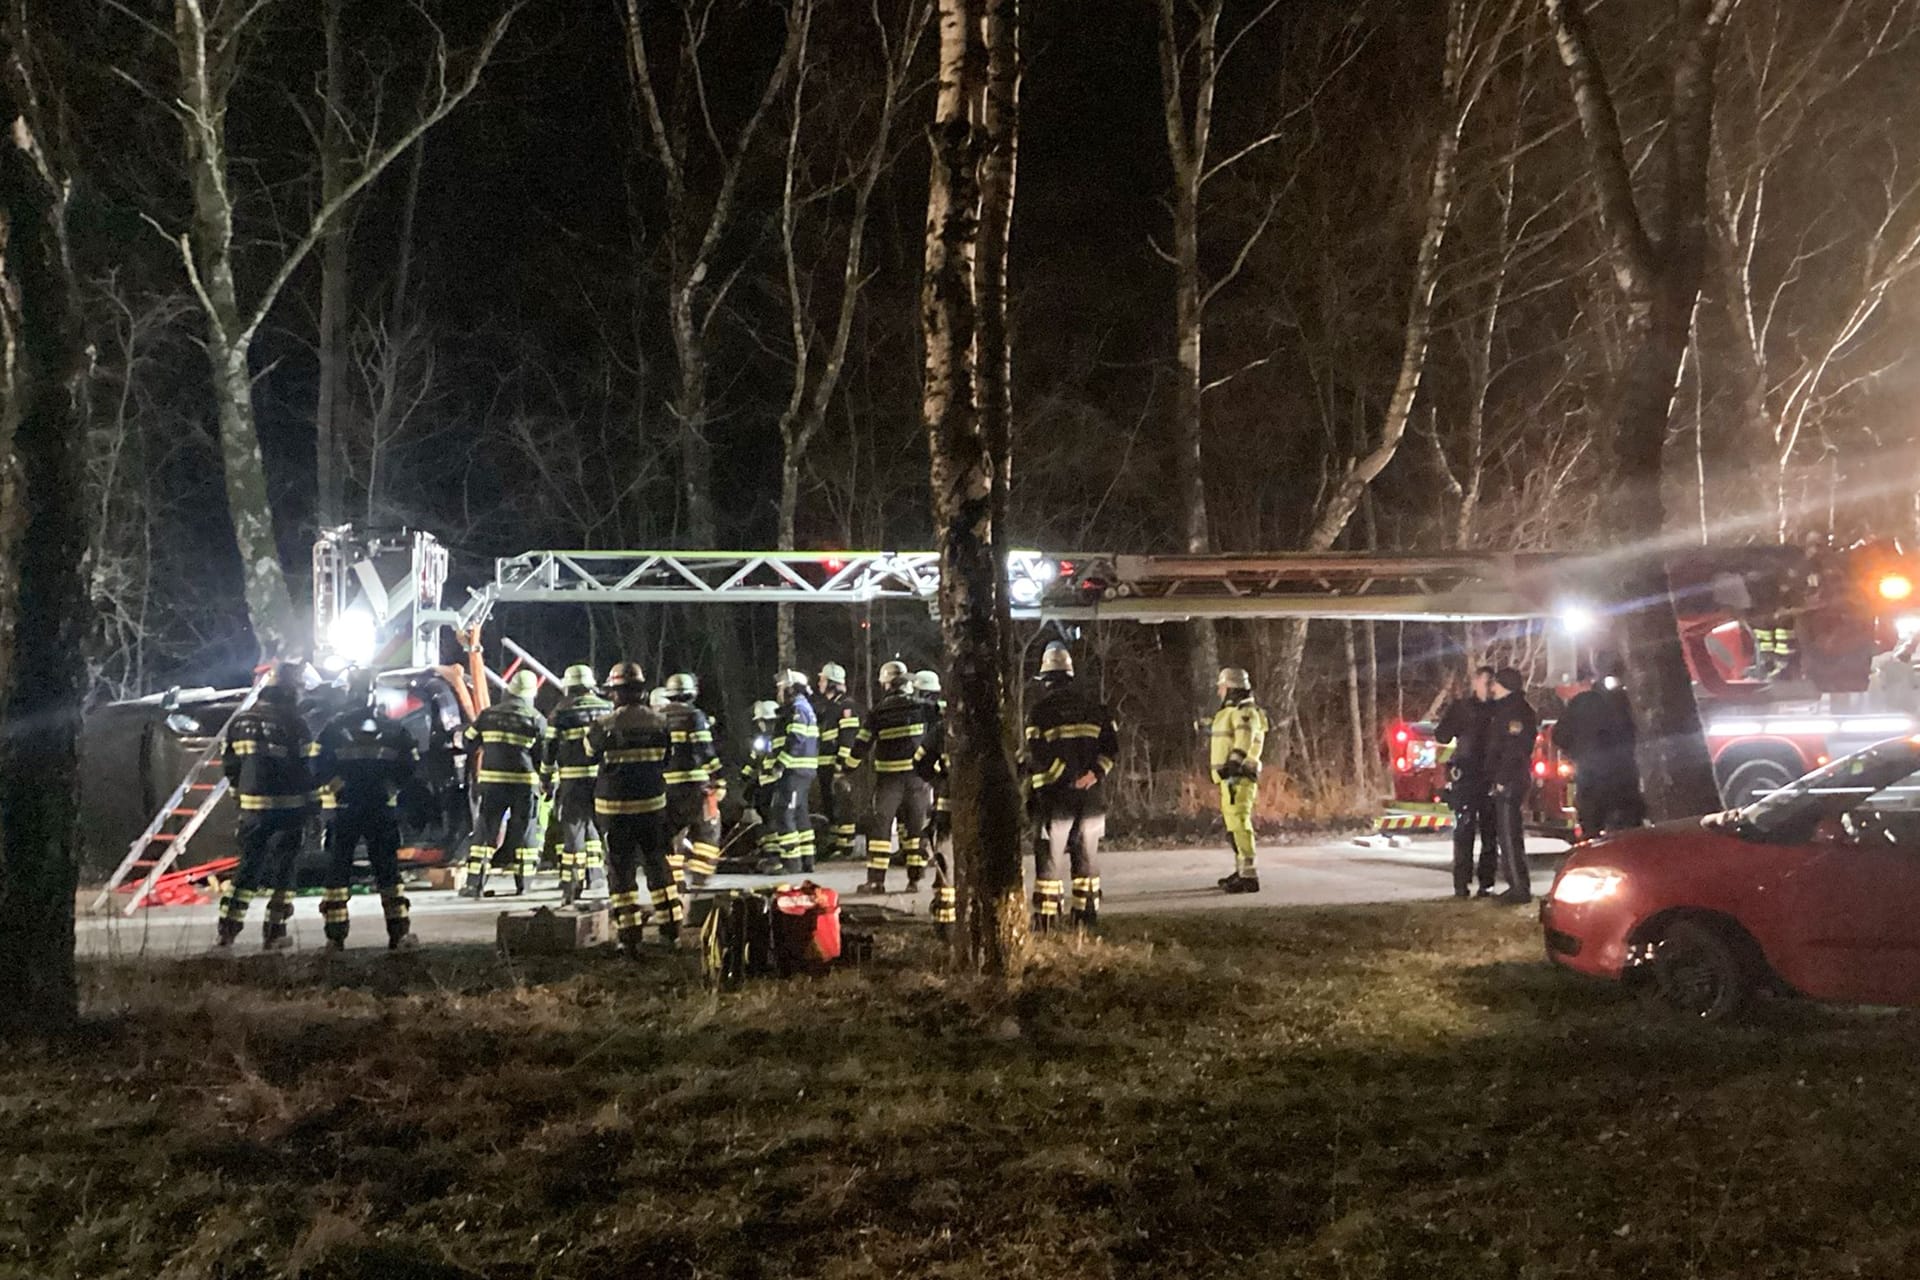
[209, 641, 1281, 954]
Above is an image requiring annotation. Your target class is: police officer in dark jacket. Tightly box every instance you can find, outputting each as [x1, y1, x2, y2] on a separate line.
[1025, 643, 1119, 930]
[1435, 666, 1499, 898]
[1485, 667, 1540, 903]
[1555, 658, 1646, 839]
[312, 669, 420, 950]
[215, 663, 314, 951]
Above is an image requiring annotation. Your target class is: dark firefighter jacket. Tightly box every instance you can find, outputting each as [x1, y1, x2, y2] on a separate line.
[464, 698, 547, 787]
[814, 691, 863, 773]
[313, 710, 418, 810]
[772, 693, 821, 774]
[546, 690, 615, 783]
[588, 703, 673, 815]
[1024, 678, 1120, 804]
[663, 702, 721, 787]
[844, 691, 929, 774]
[223, 694, 315, 813]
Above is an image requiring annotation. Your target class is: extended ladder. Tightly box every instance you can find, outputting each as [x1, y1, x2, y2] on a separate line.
[92, 676, 267, 916]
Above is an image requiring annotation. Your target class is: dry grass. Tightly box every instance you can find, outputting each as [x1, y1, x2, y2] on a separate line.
[8, 904, 1920, 1278]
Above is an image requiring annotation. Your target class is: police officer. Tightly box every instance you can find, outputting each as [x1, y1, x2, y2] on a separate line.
[1435, 666, 1499, 898]
[661, 672, 723, 888]
[545, 664, 614, 905]
[1485, 667, 1540, 903]
[1555, 658, 1646, 839]
[587, 661, 681, 953]
[460, 669, 546, 899]
[311, 669, 420, 950]
[768, 670, 821, 874]
[912, 670, 956, 929]
[813, 661, 864, 860]
[844, 660, 932, 894]
[214, 662, 314, 951]
[1025, 643, 1119, 930]
[1210, 666, 1269, 895]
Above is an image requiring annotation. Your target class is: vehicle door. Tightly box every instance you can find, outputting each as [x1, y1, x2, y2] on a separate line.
[1779, 767, 1920, 1004]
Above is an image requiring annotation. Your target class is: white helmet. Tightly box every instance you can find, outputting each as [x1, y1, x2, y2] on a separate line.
[1039, 643, 1073, 676]
[506, 669, 540, 700]
[819, 661, 848, 688]
[879, 659, 911, 689]
[1217, 666, 1251, 692]
[648, 687, 670, 710]
[563, 663, 597, 691]
[751, 699, 780, 721]
[912, 669, 942, 694]
[776, 669, 809, 692]
[665, 672, 698, 698]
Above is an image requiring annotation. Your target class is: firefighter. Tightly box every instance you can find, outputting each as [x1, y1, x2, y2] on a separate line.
[1210, 666, 1270, 895]
[738, 699, 785, 862]
[661, 671, 723, 888]
[460, 669, 547, 899]
[813, 660, 864, 860]
[310, 669, 420, 950]
[586, 661, 680, 953]
[1485, 667, 1540, 904]
[1025, 643, 1119, 930]
[1435, 666, 1499, 898]
[768, 670, 821, 874]
[1555, 658, 1646, 839]
[912, 669, 956, 929]
[214, 662, 314, 951]
[545, 663, 614, 905]
[844, 659, 932, 894]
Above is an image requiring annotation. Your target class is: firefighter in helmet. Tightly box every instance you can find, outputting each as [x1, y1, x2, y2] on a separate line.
[844, 659, 933, 894]
[311, 668, 420, 950]
[813, 660, 864, 860]
[214, 662, 315, 951]
[460, 669, 547, 898]
[660, 672, 723, 889]
[738, 699, 785, 863]
[912, 669, 955, 929]
[543, 664, 614, 904]
[1210, 666, 1270, 894]
[768, 670, 821, 873]
[586, 661, 681, 952]
[1025, 643, 1119, 930]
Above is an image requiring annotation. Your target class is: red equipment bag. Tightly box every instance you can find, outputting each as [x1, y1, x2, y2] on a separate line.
[770, 882, 842, 976]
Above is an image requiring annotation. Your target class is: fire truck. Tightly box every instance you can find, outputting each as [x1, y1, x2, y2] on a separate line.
[1384, 539, 1920, 836]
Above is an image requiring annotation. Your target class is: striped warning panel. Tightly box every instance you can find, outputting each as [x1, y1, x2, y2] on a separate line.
[1374, 812, 1453, 833]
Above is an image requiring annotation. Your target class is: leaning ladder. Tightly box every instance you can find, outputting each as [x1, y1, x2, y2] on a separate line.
[92, 676, 268, 917]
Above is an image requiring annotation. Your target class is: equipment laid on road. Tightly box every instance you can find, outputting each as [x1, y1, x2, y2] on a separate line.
[496, 904, 611, 955]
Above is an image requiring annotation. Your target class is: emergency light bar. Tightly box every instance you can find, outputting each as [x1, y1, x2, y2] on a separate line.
[1706, 715, 1916, 738]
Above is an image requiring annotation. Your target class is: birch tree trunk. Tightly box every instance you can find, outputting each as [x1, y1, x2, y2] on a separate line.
[314, 0, 350, 531]
[976, 0, 1019, 673]
[0, 27, 91, 1030]
[924, 0, 1025, 976]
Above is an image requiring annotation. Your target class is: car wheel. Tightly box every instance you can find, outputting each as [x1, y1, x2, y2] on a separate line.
[1719, 757, 1797, 809]
[1652, 919, 1752, 1022]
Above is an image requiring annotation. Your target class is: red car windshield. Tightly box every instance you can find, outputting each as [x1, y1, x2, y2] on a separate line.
[1736, 737, 1920, 843]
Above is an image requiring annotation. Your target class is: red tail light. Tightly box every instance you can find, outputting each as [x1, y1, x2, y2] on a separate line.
[1394, 756, 1410, 772]
[1534, 761, 1549, 777]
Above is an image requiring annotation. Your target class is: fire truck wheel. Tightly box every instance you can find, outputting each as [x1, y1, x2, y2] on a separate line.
[1718, 757, 1798, 810]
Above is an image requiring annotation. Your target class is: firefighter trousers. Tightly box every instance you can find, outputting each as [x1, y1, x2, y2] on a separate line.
[665, 784, 721, 884]
[927, 797, 955, 926]
[1449, 790, 1498, 896]
[219, 811, 307, 944]
[1034, 790, 1104, 927]
[816, 765, 858, 858]
[864, 772, 931, 886]
[1220, 777, 1258, 876]
[555, 781, 605, 888]
[602, 810, 680, 950]
[469, 782, 538, 891]
[771, 769, 817, 873]
[1493, 790, 1530, 901]
[320, 805, 410, 944]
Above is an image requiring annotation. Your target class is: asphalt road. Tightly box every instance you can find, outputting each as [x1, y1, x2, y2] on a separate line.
[75, 834, 1570, 961]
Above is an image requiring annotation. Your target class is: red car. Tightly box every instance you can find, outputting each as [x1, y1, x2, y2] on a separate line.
[1542, 735, 1920, 1020]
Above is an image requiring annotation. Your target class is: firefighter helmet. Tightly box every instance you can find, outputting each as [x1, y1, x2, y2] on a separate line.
[506, 669, 540, 700]
[912, 669, 942, 694]
[818, 660, 848, 688]
[1217, 667, 1251, 692]
[776, 668, 809, 692]
[1039, 643, 1073, 676]
[563, 663, 597, 691]
[606, 661, 645, 688]
[878, 659, 911, 689]
[665, 672, 698, 699]
[752, 699, 779, 721]
[648, 687, 670, 710]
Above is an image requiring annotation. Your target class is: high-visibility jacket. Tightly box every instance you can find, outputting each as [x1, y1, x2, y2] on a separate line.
[844, 691, 929, 774]
[772, 693, 821, 774]
[663, 701, 720, 786]
[587, 703, 672, 815]
[464, 698, 547, 786]
[1209, 696, 1269, 783]
[1024, 678, 1118, 799]
[740, 719, 782, 791]
[814, 691, 864, 771]
[546, 690, 615, 783]
[313, 710, 418, 810]
[223, 694, 315, 813]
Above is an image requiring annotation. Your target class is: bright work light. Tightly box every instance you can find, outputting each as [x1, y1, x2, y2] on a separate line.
[324, 611, 378, 668]
[1880, 572, 1914, 602]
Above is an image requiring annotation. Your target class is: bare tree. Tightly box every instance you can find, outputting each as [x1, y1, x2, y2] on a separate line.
[0, 2, 92, 1029]
[124, 0, 522, 653]
[1544, 0, 1735, 817]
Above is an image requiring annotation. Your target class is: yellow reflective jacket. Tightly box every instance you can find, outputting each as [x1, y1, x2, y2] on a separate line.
[1209, 697, 1269, 783]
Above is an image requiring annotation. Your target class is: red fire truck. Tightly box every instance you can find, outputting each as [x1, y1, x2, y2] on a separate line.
[1383, 539, 1920, 836]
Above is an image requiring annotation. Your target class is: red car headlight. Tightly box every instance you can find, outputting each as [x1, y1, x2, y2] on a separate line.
[1551, 867, 1625, 905]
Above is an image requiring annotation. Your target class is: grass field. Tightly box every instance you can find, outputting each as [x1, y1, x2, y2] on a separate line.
[8, 903, 1920, 1279]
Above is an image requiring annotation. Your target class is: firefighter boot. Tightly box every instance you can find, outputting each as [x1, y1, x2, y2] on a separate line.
[460, 866, 487, 899]
[618, 925, 648, 959]
[856, 869, 889, 895]
[513, 872, 528, 897]
[658, 921, 680, 946]
[558, 874, 579, 908]
[1219, 872, 1261, 895]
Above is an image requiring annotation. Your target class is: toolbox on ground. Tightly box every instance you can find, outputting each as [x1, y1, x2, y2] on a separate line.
[496, 905, 609, 954]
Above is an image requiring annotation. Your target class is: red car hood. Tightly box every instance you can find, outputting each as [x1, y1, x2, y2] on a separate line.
[1563, 817, 1756, 870]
